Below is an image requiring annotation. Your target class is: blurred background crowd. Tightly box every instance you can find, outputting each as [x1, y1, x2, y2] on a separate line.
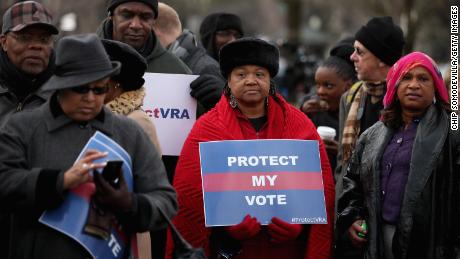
[0, 0, 452, 106]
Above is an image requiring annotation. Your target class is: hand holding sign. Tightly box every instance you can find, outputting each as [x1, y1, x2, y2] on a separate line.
[267, 217, 304, 243]
[225, 215, 261, 240]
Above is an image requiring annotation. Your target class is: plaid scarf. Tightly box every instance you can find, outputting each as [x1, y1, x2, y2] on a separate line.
[341, 81, 386, 163]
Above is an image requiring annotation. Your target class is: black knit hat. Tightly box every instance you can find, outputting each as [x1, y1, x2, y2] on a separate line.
[219, 37, 279, 79]
[330, 36, 355, 68]
[107, 0, 158, 18]
[199, 12, 244, 60]
[355, 16, 404, 66]
[101, 39, 147, 91]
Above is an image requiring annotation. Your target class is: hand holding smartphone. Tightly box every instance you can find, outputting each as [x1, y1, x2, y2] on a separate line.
[101, 160, 123, 188]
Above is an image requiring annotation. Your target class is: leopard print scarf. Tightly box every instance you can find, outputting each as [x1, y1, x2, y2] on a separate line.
[106, 87, 146, 115]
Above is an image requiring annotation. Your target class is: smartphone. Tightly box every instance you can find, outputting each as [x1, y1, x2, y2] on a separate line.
[101, 160, 123, 188]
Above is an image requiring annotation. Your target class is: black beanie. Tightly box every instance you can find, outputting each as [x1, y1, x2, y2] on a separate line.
[355, 16, 404, 66]
[199, 13, 244, 60]
[101, 39, 147, 91]
[219, 37, 279, 79]
[107, 0, 158, 18]
[330, 36, 355, 68]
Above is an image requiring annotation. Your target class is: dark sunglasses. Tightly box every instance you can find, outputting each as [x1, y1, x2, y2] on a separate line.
[70, 85, 109, 95]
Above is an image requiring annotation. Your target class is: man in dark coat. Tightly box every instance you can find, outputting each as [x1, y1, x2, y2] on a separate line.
[97, 2, 193, 258]
[0, 1, 59, 256]
[96, 0, 190, 74]
[0, 0, 58, 127]
[335, 16, 405, 259]
[96, 0, 188, 191]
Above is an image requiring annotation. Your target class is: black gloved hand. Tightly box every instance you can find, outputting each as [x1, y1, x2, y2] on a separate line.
[190, 74, 225, 109]
[93, 169, 133, 214]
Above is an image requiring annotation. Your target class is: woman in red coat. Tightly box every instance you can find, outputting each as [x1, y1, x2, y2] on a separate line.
[167, 38, 335, 259]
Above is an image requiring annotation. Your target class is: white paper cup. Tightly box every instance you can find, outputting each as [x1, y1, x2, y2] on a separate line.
[317, 126, 336, 141]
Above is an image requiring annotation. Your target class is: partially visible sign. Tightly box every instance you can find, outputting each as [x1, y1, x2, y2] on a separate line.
[40, 131, 136, 259]
[143, 73, 198, 155]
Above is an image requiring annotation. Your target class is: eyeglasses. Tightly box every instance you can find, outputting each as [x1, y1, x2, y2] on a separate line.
[70, 85, 109, 95]
[215, 30, 242, 39]
[8, 32, 54, 45]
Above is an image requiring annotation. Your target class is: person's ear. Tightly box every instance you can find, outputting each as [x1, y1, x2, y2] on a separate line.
[0, 35, 7, 52]
[378, 61, 386, 68]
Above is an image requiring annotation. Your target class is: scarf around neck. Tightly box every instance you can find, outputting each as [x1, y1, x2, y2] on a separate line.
[105, 87, 145, 115]
[341, 81, 386, 163]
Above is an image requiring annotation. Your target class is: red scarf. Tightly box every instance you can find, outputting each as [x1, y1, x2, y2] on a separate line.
[167, 94, 335, 259]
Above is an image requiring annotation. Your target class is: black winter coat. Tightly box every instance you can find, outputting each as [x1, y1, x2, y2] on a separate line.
[337, 105, 460, 259]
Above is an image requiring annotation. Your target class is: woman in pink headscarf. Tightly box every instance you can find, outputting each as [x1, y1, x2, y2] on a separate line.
[336, 52, 459, 259]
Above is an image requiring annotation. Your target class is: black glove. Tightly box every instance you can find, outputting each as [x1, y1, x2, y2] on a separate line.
[190, 74, 225, 110]
[93, 169, 133, 214]
[84, 197, 115, 240]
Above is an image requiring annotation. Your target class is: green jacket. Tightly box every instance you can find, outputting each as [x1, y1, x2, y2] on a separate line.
[96, 18, 191, 74]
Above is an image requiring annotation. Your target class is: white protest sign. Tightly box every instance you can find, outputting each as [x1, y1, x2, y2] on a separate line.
[143, 73, 198, 156]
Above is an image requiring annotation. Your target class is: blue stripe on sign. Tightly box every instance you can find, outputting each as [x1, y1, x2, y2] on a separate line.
[199, 139, 321, 174]
[203, 189, 327, 226]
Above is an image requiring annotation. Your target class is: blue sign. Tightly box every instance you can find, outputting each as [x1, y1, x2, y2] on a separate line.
[199, 139, 327, 226]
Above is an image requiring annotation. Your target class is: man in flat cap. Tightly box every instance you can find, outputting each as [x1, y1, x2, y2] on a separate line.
[335, 16, 405, 259]
[0, 0, 58, 127]
[0, 1, 58, 255]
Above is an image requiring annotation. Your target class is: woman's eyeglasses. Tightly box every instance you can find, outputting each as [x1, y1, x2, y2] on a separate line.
[70, 85, 109, 95]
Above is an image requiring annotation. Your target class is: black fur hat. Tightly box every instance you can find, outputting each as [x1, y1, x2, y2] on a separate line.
[219, 37, 279, 79]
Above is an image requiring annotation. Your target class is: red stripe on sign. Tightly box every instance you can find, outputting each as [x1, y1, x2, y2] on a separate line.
[202, 172, 323, 192]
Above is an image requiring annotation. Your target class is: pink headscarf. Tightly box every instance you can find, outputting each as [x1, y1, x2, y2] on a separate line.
[383, 51, 449, 108]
